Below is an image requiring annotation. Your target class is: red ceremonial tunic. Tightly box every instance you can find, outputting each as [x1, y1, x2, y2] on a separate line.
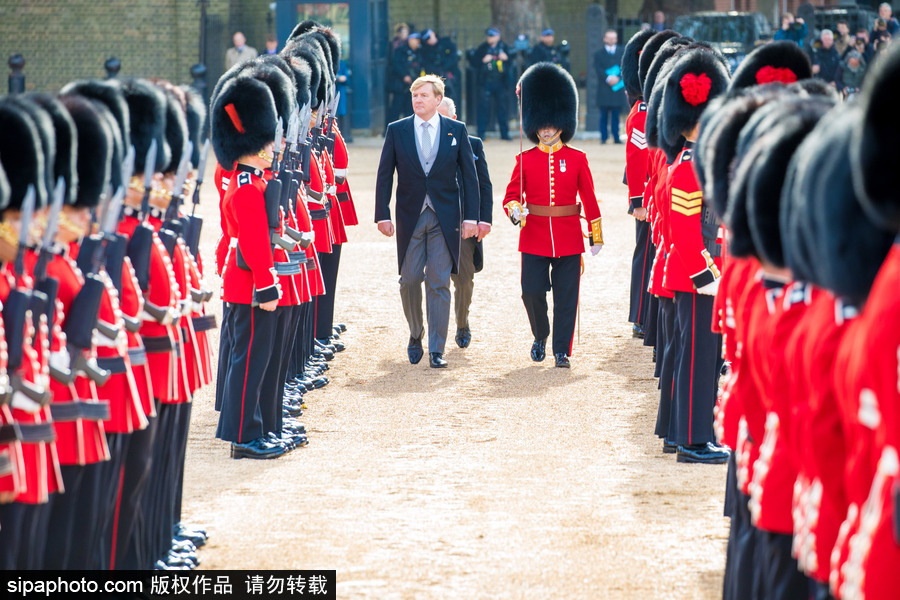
[503, 142, 602, 257]
[332, 125, 358, 226]
[624, 101, 649, 211]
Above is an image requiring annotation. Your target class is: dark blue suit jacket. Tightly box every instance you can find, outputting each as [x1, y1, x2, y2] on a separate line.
[465, 135, 492, 272]
[375, 114, 480, 273]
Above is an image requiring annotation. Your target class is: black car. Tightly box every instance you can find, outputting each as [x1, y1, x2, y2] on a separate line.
[672, 11, 773, 72]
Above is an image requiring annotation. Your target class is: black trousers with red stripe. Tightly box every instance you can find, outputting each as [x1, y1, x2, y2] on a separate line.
[670, 291, 721, 446]
[655, 296, 677, 439]
[521, 252, 581, 356]
[216, 302, 278, 444]
[315, 243, 341, 340]
[628, 219, 653, 326]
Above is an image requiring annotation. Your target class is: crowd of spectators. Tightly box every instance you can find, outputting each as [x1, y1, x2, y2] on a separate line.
[779, 3, 898, 99]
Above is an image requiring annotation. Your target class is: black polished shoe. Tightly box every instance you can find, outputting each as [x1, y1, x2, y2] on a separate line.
[284, 403, 304, 417]
[676, 442, 730, 464]
[531, 338, 547, 362]
[174, 523, 207, 546]
[455, 327, 471, 348]
[336, 323, 347, 333]
[429, 352, 448, 368]
[408, 336, 424, 364]
[662, 439, 677, 454]
[329, 337, 345, 352]
[230, 438, 286, 460]
[155, 559, 191, 571]
[554, 353, 570, 368]
[632, 324, 645, 339]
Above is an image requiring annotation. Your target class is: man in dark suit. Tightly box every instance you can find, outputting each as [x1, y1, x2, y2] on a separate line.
[593, 29, 626, 143]
[375, 75, 480, 368]
[436, 96, 493, 349]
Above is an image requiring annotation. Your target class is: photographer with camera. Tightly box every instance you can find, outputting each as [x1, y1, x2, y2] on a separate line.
[527, 29, 571, 72]
[836, 49, 867, 100]
[774, 12, 808, 47]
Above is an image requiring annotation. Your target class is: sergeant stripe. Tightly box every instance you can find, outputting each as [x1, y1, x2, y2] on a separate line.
[671, 197, 703, 210]
[671, 204, 702, 217]
[671, 189, 702, 202]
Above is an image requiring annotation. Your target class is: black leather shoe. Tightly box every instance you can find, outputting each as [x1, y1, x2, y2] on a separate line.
[329, 338, 345, 352]
[633, 324, 645, 339]
[531, 338, 547, 362]
[408, 336, 424, 364]
[155, 559, 191, 571]
[230, 438, 286, 460]
[429, 352, 448, 368]
[174, 523, 207, 546]
[336, 323, 347, 333]
[676, 442, 730, 464]
[455, 327, 471, 348]
[284, 404, 304, 417]
[662, 439, 677, 454]
[554, 353, 570, 368]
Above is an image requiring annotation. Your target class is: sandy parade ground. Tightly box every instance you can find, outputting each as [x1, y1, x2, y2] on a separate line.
[180, 135, 729, 599]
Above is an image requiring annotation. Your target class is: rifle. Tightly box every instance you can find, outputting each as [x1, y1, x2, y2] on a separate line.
[184, 139, 210, 258]
[58, 185, 126, 386]
[277, 107, 307, 249]
[158, 141, 193, 258]
[298, 103, 314, 184]
[3, 186, 52, 405]
[126, 140, 157, 292]
[323, 91, 340, 156]
[263, 117, 295, 253]
[35, 178, 75, 384]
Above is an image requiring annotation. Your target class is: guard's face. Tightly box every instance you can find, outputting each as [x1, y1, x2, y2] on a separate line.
[538, 126, 561, 142]
[411, 85, 441, 119]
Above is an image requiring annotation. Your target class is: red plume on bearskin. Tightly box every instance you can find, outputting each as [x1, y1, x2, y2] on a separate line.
[661, 48, 729, 148]
[755, 65, 798, 85]
[680, 73, 711, 106]
[727, 41, 811, 95]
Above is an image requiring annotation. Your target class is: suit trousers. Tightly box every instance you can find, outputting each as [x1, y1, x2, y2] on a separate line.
[670, 291, 721, 446]
[599, 108, 621, 142]
[216, 302, 278, 443]
[520, 252, 581, 356]
[629, 219, 653, 326]
[399, 207, 453, 354]
[450, 236, 477, 329]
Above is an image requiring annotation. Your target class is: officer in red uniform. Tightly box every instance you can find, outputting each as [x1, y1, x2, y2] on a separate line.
[212, 74, 286, 460]
[503, 63, 603, 368]
[658, 48, 730, 464]
[621, 29, 657, 339]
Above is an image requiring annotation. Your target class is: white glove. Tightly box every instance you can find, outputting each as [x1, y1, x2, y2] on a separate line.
[49, 349, 71, 374]
[696, 278, 720, 296]
[590, 244, 603, 256]
[511, 205, 522, 222]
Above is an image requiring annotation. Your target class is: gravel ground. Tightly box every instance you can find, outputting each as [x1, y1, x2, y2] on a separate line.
[181, 136, 728, 599]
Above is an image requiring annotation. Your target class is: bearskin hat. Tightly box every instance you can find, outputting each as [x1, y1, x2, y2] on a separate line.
[180, 85, 207, 167]
[283, 57, 312, 108]
[0, 162, 9, 214]
[519, 62, 578, 145]
[59, 95, 113, 209]
[0, 98, 48, 210]
[289, 19, 320, 41]
[638, 30, 680, 96]
[154, 81, 189, 173]
[661, 48, 730, 149]
[790, 78, 841, 101]
[242, 60, 296, 124]
[59, 79, 131, 152]
[211, 75, 278, 168]
[282, 40, 330, 106]
[727, 41, 812, 96]
[804, 107, 894, 302]
[851, 42, 900, 233]
[120, 78, 171, 175]
[28, 94, 78, 205]
[622, 29, 657, 101]
[745, 98, 834, 268]
[6, 97, 56, 204]
[643, 37, 691, 155]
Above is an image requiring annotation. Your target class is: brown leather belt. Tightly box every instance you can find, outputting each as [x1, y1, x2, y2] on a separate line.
[525, 203, 581, 217]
